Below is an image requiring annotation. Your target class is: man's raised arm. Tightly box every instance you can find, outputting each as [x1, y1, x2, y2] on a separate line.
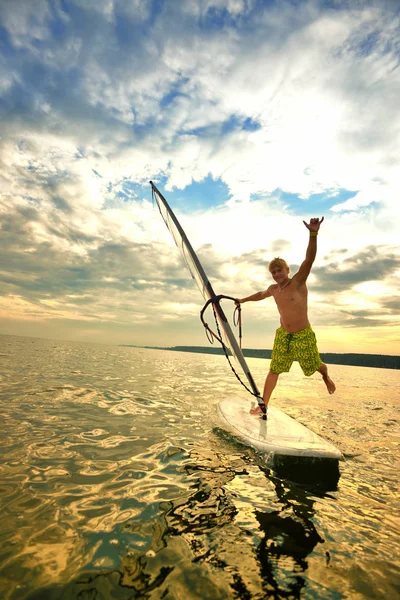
[296, 217, 324, 284]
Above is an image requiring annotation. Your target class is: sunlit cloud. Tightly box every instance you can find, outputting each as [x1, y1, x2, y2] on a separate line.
[0, 0, 399, 353]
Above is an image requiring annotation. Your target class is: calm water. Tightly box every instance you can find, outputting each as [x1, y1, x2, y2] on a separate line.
[0, 334, 399, 600]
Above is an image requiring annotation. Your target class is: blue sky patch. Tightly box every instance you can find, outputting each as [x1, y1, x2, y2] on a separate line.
[184, 114, 262, 138]
[222, 114, 262, 134]
[199, 7, 236, 30]
[160, 89, 185, 109]
[148, 176, 231, 213]
[274, 188, 359, 215]
[242, 117, 261, 132]
[127, 179, 360, 218]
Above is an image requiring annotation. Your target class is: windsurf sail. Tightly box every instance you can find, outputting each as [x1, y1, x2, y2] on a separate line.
[150, 181, 265, 415]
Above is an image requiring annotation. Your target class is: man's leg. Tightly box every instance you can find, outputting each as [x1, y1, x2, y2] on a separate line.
[318, 363, 336, 394]
[250, 370, 279, 415]
[295, 328, 336, 395]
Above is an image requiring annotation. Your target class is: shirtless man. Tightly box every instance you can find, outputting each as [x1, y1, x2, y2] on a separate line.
[236, 217, 335, 416]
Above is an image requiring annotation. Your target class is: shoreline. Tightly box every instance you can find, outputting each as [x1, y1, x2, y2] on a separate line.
[121, 345, 399, 370]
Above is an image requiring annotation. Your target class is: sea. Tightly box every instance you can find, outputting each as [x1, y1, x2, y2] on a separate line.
[0, 334, 399, 600]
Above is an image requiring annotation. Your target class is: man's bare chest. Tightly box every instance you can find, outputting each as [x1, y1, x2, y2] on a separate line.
[273, 289, 307, 310]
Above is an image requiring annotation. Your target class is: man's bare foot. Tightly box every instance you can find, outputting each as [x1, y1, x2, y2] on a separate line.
[250, 405, 267, 416]
[323, 375, 336, 394]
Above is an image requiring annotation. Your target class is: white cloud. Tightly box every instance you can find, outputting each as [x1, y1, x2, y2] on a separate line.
[0, 0, 52, 47]
[0, 0, 399, 351]
[183, 0, 252, 18]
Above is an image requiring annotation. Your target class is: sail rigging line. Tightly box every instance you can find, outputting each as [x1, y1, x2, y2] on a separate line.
[233, 303, 242, 346]
[200, 294, 242, 348]
[150, 180, 266, 417]
[208, 299, 262, 399]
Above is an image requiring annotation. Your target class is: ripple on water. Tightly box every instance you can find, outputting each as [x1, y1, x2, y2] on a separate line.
[0, 340, 399, 600]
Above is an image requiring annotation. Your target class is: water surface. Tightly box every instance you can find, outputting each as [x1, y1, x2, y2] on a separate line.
[0, 335, 399, 599]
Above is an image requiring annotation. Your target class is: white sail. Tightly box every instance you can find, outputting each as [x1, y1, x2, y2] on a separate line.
[150, 181, 263, 405]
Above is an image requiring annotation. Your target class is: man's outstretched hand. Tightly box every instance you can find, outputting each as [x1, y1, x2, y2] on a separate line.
[303, 217, 324, 233]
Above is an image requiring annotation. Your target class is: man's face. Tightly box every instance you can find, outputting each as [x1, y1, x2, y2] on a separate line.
[270, 266, 289, 284]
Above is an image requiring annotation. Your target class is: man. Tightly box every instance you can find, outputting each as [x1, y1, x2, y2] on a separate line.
[236, 217, 335, 416]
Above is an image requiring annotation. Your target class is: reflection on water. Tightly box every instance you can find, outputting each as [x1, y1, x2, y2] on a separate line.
[0, 335, 399, 599]
[24, 448, 337, 600]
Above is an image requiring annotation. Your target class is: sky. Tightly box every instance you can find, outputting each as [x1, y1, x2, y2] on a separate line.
[0, 0, 399, 355]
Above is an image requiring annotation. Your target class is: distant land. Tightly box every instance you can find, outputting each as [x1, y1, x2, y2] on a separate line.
[122, 345, 399, 370]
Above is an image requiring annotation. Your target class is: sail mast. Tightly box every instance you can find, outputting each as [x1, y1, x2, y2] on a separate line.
[150, 181, 263, 405]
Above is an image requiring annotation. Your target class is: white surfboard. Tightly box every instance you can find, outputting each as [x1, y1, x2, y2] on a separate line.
[217, 397, 343, 460]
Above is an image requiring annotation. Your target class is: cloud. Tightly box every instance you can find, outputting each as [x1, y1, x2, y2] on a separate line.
[312, 245, 400, 291]
[336, 310, 399, 329]
[0, 0, 399, 351]
[381, 296, 400, 312]
[2, 0, 399, 208]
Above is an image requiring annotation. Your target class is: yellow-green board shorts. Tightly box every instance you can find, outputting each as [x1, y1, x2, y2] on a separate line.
[270, 326, 322, 376]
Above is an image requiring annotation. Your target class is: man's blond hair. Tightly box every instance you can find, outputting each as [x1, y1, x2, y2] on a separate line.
[268, 257, 290, 273]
